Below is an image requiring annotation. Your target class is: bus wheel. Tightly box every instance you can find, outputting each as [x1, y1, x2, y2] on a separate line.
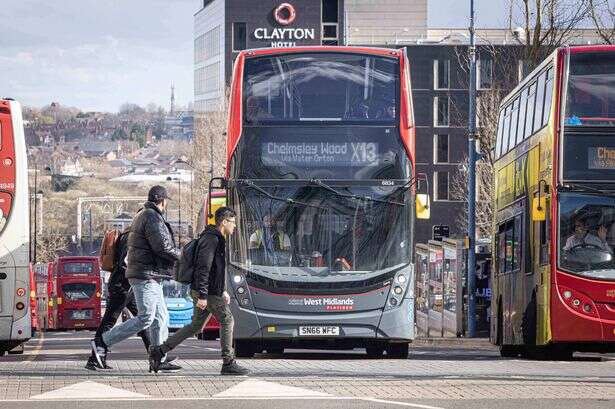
[235, 340, 256, 358]
[365, 346, 385, 358]
[499, 345, 520, 358]
[386, 343, 409, 359]
[0, 349, 6, 357]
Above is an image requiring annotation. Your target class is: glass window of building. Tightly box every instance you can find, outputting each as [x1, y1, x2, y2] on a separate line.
[233, 22, 247, 52]
[195, 26, 221, 64]
[434, 60, 450, 89]
[322, 0, 338, 23]
[434, 171, 450, 201]
[434, 96, 450, 127]
[478, 58, 493, 89]
[434, 134, 449, 164]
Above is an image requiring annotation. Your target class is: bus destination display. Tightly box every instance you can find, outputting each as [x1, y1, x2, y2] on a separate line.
[262, 142, 379, 167]
[588, 147, 615, 169]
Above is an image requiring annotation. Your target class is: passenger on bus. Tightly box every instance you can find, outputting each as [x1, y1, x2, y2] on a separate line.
[377, 100, 396, 119]
[563, 216, 612, 253]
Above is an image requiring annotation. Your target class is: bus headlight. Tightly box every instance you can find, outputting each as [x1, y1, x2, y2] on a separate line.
[237, 287, 245, 294]
[233, 275, 243, 284]
[396, 275, 407, 284]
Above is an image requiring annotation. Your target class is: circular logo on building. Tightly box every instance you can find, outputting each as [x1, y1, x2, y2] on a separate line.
[274, 3, 296, 26]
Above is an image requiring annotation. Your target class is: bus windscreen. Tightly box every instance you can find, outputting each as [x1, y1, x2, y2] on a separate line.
[243, 53, 399, 124]
[565, 52, 615, 126]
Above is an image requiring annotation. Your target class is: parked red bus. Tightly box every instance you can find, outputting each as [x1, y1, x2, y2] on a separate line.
[0, 99, 30, 357]
[492, 45, 615, 358]
[46, 256, 102, 330]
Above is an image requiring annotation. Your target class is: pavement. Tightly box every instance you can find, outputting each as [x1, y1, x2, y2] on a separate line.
[0, 331, 613, 409]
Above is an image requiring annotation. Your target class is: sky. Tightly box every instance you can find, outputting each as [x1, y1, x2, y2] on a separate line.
[0, 0, 505, 113]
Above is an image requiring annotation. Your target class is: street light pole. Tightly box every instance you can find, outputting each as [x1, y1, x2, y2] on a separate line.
[178, 179, 182, 244]
[33, 162, 38, 263]
[467, 0, 477, 338]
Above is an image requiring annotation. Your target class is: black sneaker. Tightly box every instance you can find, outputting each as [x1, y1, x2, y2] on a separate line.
[221, 360, 250, 376]
[158, 361, 182, 372]
[85, 354, 112, 370]
[90, 338, 107, 370]
[165, 354, 178, 363]
[148, 346, 165, 373]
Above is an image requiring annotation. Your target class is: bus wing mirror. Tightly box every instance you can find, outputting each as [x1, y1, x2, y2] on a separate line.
[416, 193, 431, 220]
[532, 197, 546, 221]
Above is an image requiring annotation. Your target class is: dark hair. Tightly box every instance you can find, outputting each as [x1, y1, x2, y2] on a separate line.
[215, 206, 236, 226]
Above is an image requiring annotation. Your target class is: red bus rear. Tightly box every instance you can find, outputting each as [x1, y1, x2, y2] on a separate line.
[48, 257, 101, 330]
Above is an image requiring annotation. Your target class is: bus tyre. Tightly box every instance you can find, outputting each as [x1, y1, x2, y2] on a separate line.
[234, 340, 256, 358]
[366, 346, 385, 358]
[499, 345, 520, 358]
[0, 349, 6, 357]
[386, 343, 409, 359]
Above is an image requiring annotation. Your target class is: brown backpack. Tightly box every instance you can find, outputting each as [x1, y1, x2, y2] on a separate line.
[100, 229, 121, 271]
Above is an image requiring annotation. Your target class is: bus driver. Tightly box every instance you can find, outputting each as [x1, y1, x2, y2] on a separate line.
[563, 216, 612, 253]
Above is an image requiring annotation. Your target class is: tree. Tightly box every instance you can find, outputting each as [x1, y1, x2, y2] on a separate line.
[189, 93, 229, 228]
[588, 0, 615, 44]
[509, 0, 591, 70]
[36, 230, 69, 262]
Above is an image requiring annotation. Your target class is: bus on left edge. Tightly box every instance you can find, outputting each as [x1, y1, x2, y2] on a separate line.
[0, 99, 30, 356]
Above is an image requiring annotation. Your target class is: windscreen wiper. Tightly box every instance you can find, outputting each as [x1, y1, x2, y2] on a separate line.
[560, 183, 615, 197]
[310, 179, 405, 206]
[239, 180, 326, 210]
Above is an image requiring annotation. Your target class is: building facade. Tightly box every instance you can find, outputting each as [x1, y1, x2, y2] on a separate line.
[193, 1, 604, 245]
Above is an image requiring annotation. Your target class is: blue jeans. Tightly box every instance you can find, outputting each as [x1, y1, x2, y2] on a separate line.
[102, 279, 168, 349]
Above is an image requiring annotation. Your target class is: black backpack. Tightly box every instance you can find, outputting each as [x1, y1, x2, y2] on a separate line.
[173, 234, 202, 284]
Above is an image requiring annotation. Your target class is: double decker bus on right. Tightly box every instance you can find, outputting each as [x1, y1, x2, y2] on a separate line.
[492, 45, 615, 359]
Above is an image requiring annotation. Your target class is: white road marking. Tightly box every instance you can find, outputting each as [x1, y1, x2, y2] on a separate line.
[30, 381, 149, 400]
[214, 379, 332, 398]
[361, 398, 446, 409]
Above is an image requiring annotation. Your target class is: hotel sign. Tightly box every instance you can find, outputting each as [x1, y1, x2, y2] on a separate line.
[253, 2, 317, 48]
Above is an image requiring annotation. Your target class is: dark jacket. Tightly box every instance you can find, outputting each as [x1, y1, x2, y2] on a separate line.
[125, 201, 181, 281]
[107, 229, 130, 294]
[193, 225, 226, 298]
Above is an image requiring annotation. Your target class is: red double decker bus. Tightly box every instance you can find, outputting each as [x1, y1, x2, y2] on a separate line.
[46, 256, 102, 331]
[492, 45, 615, 358]
[212, 46, 429, 357]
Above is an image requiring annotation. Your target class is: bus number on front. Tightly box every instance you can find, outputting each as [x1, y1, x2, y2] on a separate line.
[351, 143, 377, 164]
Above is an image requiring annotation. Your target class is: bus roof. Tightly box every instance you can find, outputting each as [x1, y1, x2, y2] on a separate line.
[239, 46, 403, 59]
[499, 45, 615, 111]
[56, 256, 98, 263]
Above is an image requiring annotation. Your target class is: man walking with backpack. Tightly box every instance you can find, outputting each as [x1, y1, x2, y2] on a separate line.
[149, 206, 249, 375]
[90, 185, 181, 371]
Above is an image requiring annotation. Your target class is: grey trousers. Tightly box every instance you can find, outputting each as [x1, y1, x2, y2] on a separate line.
[162, 291, 235, 363]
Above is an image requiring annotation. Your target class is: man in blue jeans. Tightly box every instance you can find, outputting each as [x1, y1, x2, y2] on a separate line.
[90, 185, 181, 371]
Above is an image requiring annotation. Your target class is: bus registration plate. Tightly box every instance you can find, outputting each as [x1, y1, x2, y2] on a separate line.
[299, 326, 339, 336]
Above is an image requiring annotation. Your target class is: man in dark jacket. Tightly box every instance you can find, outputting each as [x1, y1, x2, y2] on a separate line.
[90, 185, 181, 371]
[149, 206, 249, 375]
